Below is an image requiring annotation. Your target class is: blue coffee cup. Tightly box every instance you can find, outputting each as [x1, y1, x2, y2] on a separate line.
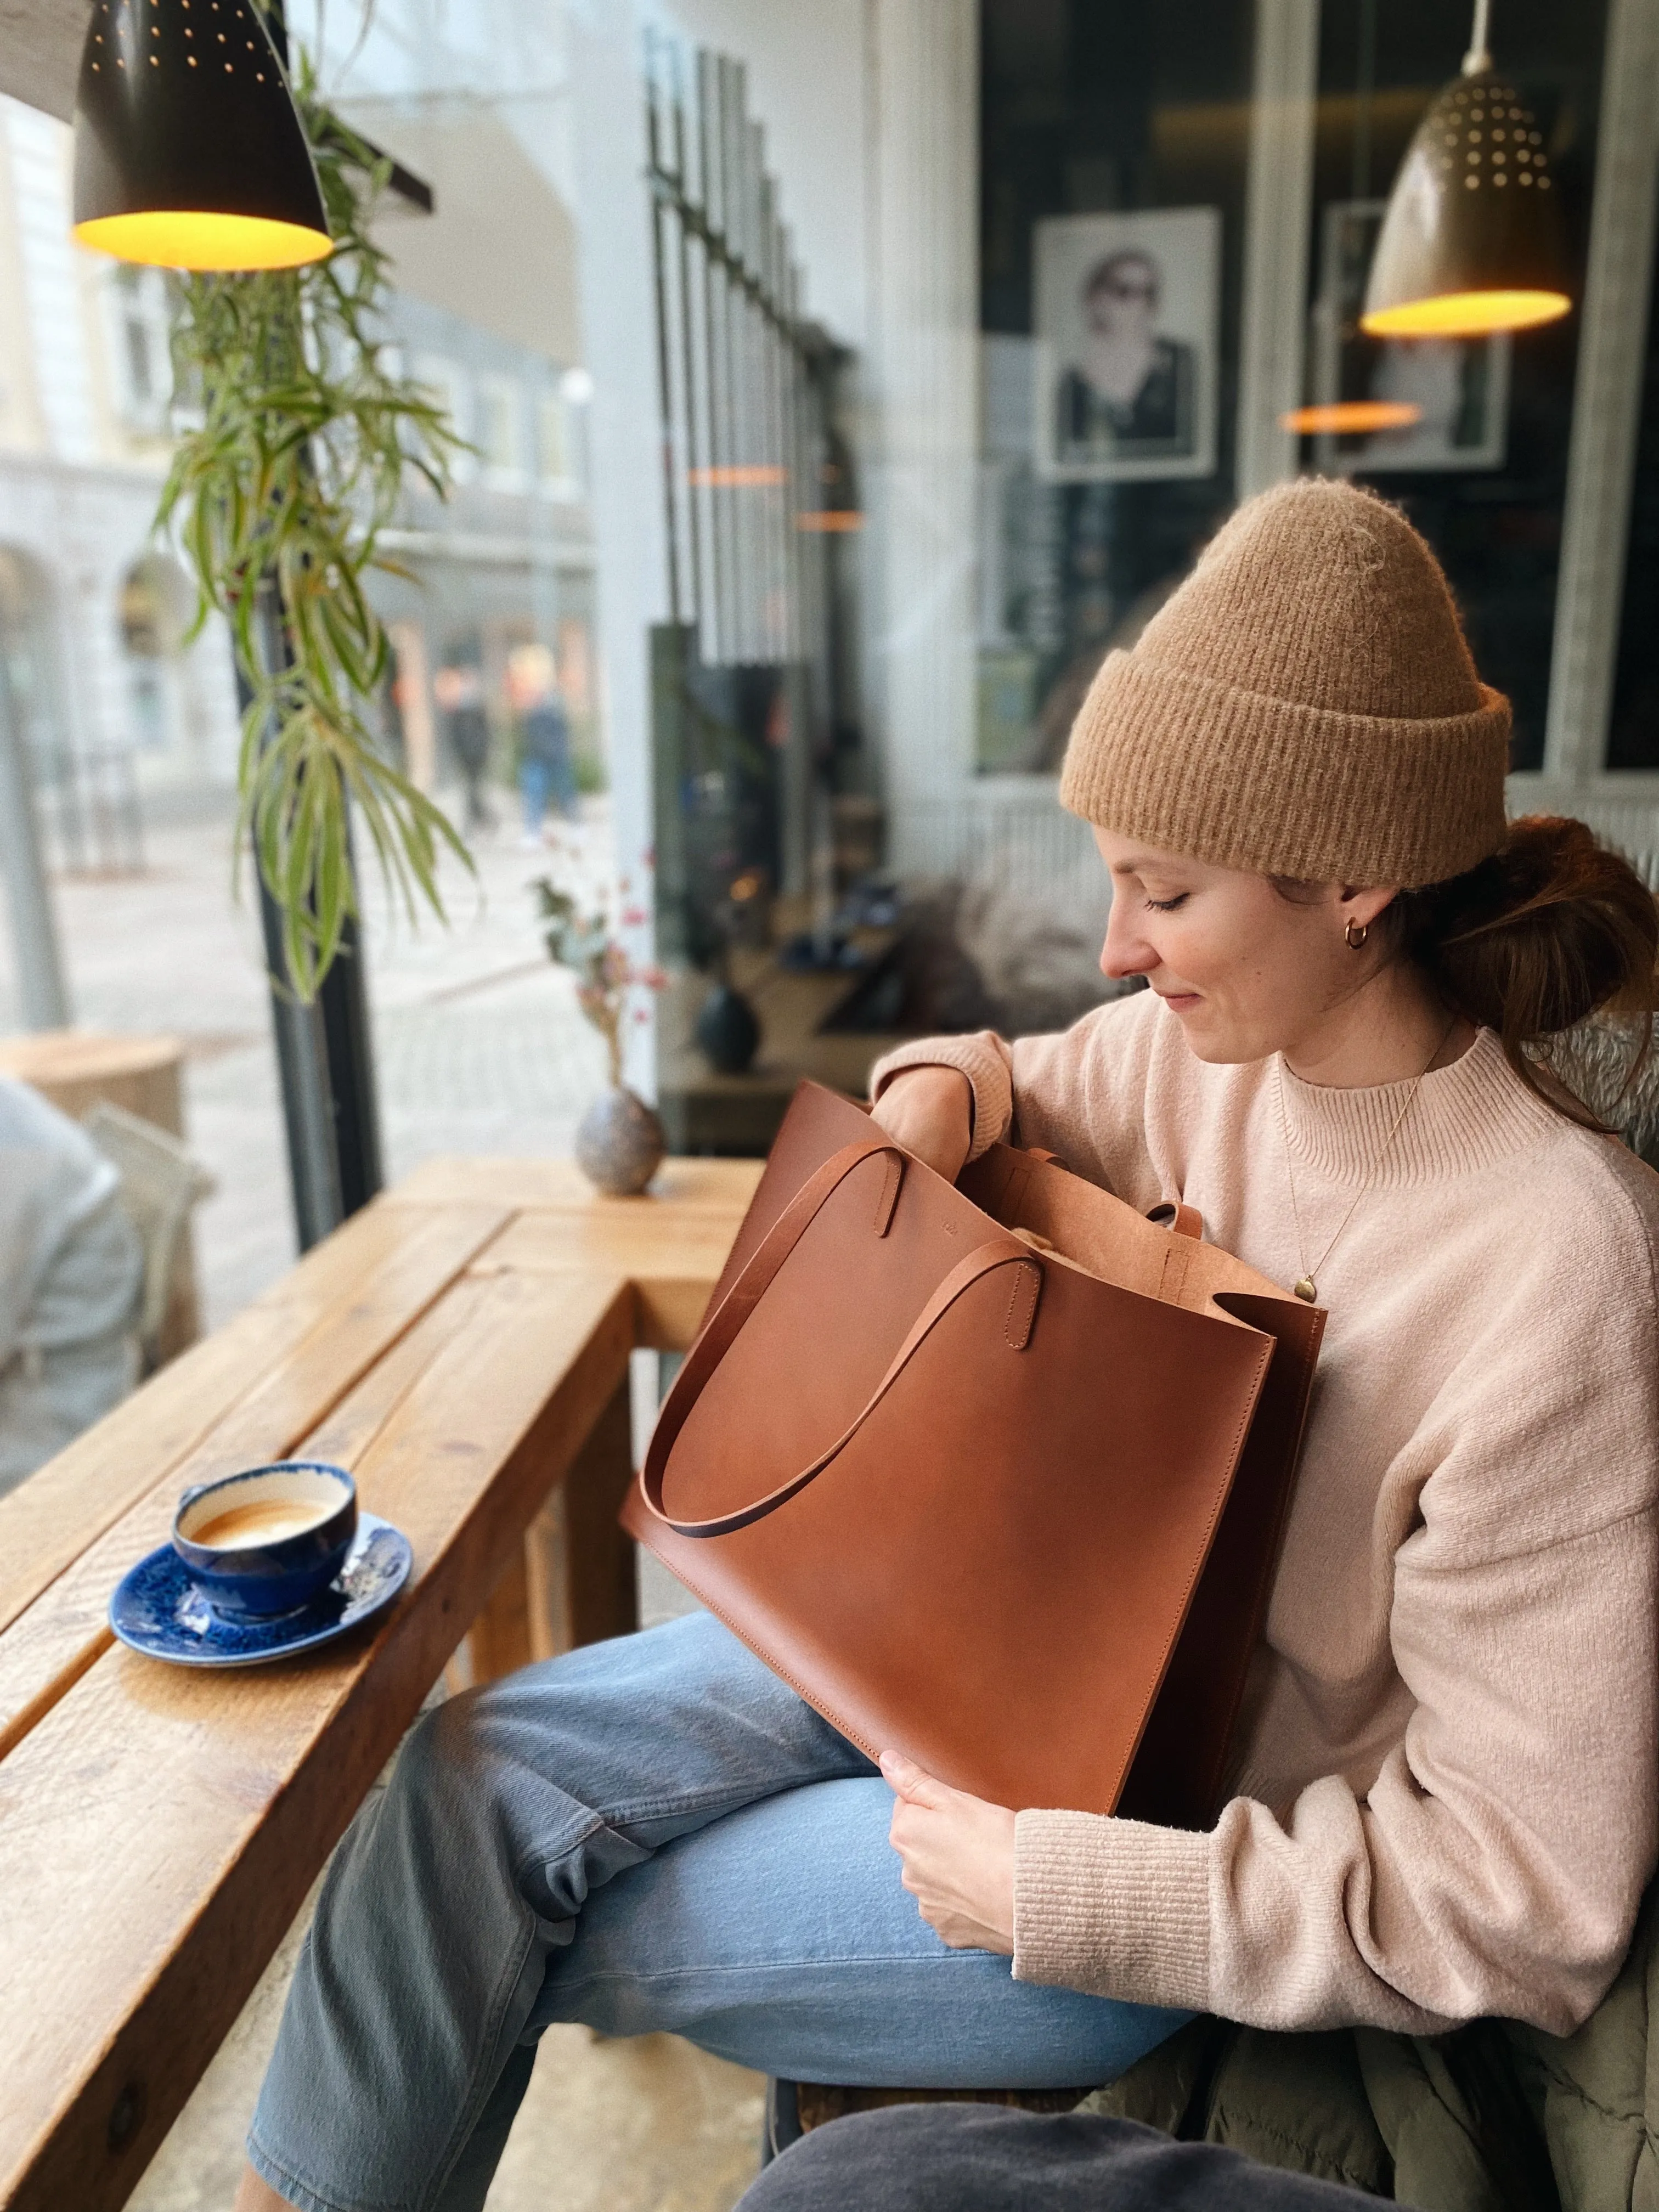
[172, 1461, 358, 1620]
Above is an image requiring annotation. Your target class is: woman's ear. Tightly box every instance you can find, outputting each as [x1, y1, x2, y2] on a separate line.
[1339, 885, 1401, 933]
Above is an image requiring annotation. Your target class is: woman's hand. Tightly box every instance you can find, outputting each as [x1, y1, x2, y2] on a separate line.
[870, 1067, 973, 1183]
[881, 1750, 1016, 1954]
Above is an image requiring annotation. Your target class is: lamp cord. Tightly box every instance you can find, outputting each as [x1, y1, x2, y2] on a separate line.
[1463, 0, 1493, 76]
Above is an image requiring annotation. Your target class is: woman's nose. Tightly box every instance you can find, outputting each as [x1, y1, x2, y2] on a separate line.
[1100, 909, 1152, 982]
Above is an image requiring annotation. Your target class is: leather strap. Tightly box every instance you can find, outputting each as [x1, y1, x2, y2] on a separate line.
[1148, 1201, 1203, 1241]
[640, 1138, 1042, 1538]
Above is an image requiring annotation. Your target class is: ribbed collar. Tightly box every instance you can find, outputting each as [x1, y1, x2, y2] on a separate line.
[1276, 1026, 1562, 1186]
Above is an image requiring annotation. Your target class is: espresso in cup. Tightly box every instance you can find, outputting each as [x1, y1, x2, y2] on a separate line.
[173, 1462, 358, 1619]
[187, 1496, 341, 1549]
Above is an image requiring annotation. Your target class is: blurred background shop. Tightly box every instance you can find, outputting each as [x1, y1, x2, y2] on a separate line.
[2, 0, 1657, 1300]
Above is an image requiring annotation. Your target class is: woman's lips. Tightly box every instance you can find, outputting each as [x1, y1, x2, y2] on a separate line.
[1158, 991, 1203, 1014]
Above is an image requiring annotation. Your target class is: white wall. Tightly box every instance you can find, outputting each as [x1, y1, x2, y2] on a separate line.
[658, 0, 868, 351]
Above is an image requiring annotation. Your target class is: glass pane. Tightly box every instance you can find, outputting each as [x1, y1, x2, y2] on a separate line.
[979, 0, 1256, 779]
[1307, 0, 1607, 772]
[1607, 235, 1659, 769]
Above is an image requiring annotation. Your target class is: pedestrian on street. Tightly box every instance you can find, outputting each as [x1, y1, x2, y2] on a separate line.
[511, 644, 577, 846]
[435, 660, 495, 833]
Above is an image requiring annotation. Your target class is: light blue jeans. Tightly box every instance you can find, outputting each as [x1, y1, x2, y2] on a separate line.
[248, 1613, 1186, 2212]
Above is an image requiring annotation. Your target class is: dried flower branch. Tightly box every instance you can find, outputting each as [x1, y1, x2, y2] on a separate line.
[534, 876, 667, 1086]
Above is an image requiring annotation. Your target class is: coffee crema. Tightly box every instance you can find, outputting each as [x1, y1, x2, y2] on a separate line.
[189, 1498, 337, 1549]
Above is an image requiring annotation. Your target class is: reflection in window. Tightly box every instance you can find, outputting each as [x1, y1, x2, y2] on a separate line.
[1608, 218, 1659, 770]
[977, 0, 1255, 778]
[411, 354, 473, 476]
[1307, 0, 1604, 771]
[537, 388, 570, 490]
[476, 376, 522, 481]
[105, 266, 174, 435]
[119, 553, 192, 757]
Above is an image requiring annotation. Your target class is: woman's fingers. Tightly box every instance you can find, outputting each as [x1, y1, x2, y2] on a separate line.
[878, 1751, 1018, 1954]
[878, 1750, 949, 1807]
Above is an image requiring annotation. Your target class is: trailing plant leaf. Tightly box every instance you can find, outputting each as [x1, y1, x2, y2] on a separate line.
[159, 44, 470, 998]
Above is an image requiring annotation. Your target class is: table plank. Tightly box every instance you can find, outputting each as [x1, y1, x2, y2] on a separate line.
[0, 1031, 184, 1134]
[0, 1265, 635, 2212]
[386, 1153, 763, 1215]
[469, 1203, 755, 1348]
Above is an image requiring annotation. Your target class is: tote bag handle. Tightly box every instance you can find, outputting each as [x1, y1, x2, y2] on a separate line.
[640, 1136, 1041, 1539]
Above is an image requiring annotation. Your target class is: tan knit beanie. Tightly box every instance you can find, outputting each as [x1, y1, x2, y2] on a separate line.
[1058, 478, 1510, 886]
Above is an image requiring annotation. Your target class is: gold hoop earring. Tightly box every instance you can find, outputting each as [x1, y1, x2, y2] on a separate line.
[1344, 918, 1369, 950]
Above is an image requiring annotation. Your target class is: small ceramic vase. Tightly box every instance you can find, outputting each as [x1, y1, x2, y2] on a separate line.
[575, 1085, 665, 1197]
[695, 982, 761, 1075]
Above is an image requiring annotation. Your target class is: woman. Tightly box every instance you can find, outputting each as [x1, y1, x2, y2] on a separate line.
[236, 480, 1659, 2212]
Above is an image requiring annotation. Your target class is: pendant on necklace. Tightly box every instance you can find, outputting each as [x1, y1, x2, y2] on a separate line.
[1294, 1276, 1317, 1303]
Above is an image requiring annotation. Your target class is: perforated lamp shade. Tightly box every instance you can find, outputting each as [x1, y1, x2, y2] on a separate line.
[1362, 71, 1568, 338]
[71, 0, 332, 270]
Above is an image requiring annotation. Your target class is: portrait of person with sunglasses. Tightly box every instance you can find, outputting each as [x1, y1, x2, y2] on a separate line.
[1054, 248, 1197, 464]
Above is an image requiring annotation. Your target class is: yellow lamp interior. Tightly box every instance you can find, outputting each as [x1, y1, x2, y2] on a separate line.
[73, 210, 332, 272]
[1361, 289, 1571, 338]
[1281, 400, 1424, 435]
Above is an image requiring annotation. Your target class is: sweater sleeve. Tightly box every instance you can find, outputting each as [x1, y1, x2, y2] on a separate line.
[1013, 1163, 1659, 2037]
[868, 992, 1165, 1190]
[868, 1031, 1015, 1164]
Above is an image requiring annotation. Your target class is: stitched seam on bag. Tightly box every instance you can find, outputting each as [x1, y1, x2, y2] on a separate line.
[1003, 1262, 1039, 1349]
[874, 1153, 902, 1236]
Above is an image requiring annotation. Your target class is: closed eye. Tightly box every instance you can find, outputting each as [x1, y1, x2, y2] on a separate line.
[1146, 894, 1189, 912]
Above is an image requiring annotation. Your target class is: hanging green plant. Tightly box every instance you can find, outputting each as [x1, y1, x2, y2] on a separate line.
[160, 47, 470, 999]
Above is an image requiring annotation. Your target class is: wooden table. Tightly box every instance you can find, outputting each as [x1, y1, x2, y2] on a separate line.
[0, 1155, 761, 2212]
[0, 1030, 185, 1135]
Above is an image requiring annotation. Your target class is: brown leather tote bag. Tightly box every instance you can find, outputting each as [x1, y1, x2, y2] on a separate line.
[624, 1080, 1323, 1824]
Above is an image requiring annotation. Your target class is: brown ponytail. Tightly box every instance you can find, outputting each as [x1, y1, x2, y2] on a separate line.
[1391, 816, 1659, 1128]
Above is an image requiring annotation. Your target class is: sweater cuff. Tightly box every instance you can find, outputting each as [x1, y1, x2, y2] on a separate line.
[1013, 1809, 1212, 2011]
[867, 1035, 1012, 1164]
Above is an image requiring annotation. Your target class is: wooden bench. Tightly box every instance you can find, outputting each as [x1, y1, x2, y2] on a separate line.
[0, 1155, 760, 2212]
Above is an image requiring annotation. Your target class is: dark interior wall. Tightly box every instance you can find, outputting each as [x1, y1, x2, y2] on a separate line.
[1610, 250, 1659, 770]
[980, 0, 1254, 699]
[978, 0, 1610, 776]
[1313, 0, 1606, 771]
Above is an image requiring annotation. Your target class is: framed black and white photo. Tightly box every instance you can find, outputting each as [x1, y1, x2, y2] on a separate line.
[1033, 207, 1221, 483]
[1301, 200, 1511, 476]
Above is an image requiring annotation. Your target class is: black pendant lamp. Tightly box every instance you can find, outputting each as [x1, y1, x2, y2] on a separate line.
[1362, 0, 1568, 339]
[71, 0, 332, 270]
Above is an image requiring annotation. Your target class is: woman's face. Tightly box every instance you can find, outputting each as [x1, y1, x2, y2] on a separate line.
[1085, 260, 1156, 342]
[1093, 828, 1396, 1066]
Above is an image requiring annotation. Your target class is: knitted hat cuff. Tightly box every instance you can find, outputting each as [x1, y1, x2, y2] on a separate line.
[1059, 651, 1511, 887]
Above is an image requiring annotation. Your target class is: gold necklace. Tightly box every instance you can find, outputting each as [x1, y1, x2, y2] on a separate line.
[1274, 1022, 1455, 1303]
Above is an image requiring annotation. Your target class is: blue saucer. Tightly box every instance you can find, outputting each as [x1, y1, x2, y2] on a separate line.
[109, 1511, 413, 1667]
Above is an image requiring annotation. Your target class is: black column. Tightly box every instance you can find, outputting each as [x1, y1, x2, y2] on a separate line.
[257, 874, 383, 1249]
[238, 594, 384, 1252]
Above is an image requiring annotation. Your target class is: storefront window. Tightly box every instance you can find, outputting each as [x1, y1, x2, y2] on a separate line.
[1308, 0, 1606, 772]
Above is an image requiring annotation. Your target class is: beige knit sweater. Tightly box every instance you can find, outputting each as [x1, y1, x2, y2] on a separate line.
[871, 991, 1659, 2037]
